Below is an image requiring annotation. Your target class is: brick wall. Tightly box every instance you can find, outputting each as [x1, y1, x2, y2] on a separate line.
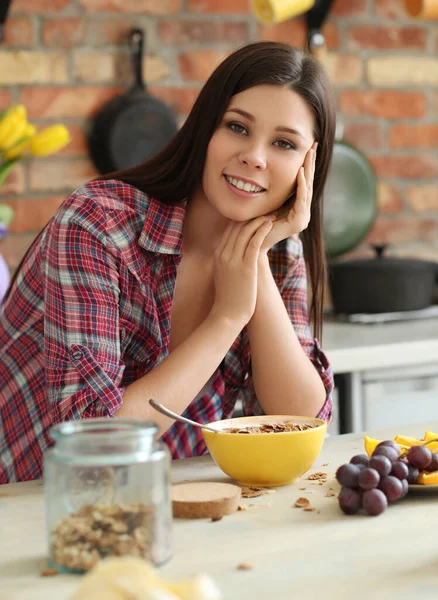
[0, 0, 437, 270]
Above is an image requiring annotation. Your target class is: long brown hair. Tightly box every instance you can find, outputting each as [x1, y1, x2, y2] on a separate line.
[100, 41, 336, 339]
[5, 42, 336, 338]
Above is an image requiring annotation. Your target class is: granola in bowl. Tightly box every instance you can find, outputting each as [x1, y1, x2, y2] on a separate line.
[223, 421, 317, 434]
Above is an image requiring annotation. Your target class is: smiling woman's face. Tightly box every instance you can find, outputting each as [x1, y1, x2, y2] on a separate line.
[201, 84, 316, 222]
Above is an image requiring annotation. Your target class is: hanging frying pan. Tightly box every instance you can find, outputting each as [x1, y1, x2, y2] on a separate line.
[0, 0, 12, 42]
[306, 2, 378, 258]
[88, 28, 178, 175]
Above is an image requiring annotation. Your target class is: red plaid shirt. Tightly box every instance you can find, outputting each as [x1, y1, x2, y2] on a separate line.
[0, 180, 333, 483]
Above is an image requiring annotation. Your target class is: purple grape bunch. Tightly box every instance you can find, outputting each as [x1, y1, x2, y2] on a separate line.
[336, 440, 436, 516]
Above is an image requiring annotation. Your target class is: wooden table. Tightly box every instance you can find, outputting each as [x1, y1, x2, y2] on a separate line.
[1, 421, 438, 600]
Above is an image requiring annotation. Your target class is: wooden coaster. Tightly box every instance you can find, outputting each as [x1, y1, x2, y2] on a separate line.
[171, 482, 242, 519]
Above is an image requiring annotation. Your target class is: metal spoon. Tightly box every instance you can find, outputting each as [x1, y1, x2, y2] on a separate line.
[149, 399, 220, 434]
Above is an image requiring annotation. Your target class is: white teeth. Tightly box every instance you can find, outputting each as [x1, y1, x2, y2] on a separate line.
[225, 175, 264, 193]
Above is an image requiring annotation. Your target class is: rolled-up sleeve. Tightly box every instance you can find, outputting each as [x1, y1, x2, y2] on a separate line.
[43, 199, 125, 422]
[241, 237, 334, 422]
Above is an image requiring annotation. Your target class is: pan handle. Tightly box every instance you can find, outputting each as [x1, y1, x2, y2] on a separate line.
[129, 28, 145, 91]
[308, 30, 329, 65]
[0, 0, 12, 43]
[306, 0, 335, 66]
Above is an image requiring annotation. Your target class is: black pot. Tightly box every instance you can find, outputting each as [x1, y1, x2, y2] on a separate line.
[329, 246, 438, 314]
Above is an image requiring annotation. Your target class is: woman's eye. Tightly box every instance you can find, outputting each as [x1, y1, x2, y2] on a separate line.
[227, 122, 248, 135]
[274, 139, 295, 150]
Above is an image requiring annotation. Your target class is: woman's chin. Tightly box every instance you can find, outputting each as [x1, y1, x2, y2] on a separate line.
[214, 202, 265, 223]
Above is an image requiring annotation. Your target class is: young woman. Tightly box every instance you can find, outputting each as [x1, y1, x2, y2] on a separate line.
[0, 41, 336, 483]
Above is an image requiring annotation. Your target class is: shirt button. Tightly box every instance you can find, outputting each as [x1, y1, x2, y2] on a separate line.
[71, 350, 84, 361]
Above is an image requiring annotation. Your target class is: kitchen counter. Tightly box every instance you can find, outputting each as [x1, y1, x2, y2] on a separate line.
[322, 317, 438, 374]
[1, 420, 438, 600]
[321, 318, 438, 433]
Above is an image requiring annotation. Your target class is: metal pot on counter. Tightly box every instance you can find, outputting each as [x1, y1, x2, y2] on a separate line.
[329, 245, 438, 314]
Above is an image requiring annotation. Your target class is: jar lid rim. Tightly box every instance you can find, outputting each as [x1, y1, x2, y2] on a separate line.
[50, 418, 158, 440]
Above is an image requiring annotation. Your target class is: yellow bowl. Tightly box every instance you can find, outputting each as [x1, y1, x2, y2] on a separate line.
[202, 415, 327, 487]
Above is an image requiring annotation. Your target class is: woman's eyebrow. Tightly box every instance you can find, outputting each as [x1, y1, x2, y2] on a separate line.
[226, 107, 305, 139]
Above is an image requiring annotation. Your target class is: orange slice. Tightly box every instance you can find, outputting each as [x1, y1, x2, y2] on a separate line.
[364, 436, 381, 457]
[423, 431, 438, 452]
[393, 435, 423, 448]
[417, 471, 438, 485]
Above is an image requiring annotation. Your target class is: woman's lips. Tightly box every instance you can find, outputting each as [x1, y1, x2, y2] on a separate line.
[223, 175, 266, 199]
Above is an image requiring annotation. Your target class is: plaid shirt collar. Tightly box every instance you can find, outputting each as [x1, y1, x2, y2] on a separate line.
[139, 195, 186, 256]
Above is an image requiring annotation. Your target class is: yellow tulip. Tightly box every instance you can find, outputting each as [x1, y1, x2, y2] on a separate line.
[0, 105, 27, 151]
[29, 124, 71, 157]
[2, 123, 37, 160]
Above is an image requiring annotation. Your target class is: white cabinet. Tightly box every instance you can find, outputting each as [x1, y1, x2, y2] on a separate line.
[362, 363, 438, 431]
[342, 363, 438, 433]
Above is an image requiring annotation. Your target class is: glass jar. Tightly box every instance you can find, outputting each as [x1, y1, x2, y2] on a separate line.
[43, 419, 172, 573]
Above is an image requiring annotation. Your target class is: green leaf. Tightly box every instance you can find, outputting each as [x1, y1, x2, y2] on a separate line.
[0, 108, 10, 122]
[0, 159, 19, 188]
[0, 204, 14, 227]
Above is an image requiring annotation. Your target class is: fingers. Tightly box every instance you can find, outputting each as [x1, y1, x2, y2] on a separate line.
[312, 141, 318, 182]
[294, 166, 306, 208]
[304, 142, 317, 198]
[233, 216, 272, 262]
[244, 219, 273, 264]
[304, 147, 313, 190]
[215, 220, 235, 255]
[224, 220, 246, 256]
[295, 142, 317, 210]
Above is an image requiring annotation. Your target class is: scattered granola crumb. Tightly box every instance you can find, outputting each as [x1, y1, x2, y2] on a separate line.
[240, 486, 265, 499]
[211, 516, 223, 522]
[237, 563, 254, 571]
[294, 497, 310, 508]
[325, 493, 336, 498]
[298, 487, 306, 491]
[307, 472, 327, 481]
[329, 487, 335, 491]
[323, 463, 329, 467]
[40, 568, 58, 577]
[303, 507, 316, 512]
[238, 505, 248, 512]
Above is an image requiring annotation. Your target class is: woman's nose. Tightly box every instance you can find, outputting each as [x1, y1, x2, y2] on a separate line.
[237, 144, 267, 171]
